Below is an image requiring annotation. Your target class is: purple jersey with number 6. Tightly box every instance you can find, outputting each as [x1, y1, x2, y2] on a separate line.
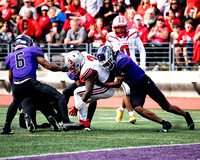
[5, 46, 44, 82]
[115, 52, 145, 87]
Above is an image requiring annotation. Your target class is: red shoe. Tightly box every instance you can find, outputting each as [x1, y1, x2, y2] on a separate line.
[79, 119, 91, 131]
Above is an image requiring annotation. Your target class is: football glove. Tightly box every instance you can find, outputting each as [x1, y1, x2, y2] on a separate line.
[69, 106, 78, 116]
[62, 66, 69, 72]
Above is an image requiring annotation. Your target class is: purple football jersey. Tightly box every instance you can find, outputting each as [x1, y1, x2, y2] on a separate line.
[67, 72, 80, 81]
[5, 46, 44, 82]
[115, 52, 145, 87]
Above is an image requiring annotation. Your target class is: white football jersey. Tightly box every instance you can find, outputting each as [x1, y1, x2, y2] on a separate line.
[105, 29, 146, 70]
[80, 52, 110, 83]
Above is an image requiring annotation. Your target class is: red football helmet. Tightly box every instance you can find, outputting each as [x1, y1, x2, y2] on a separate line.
[112, 15, 128, 37]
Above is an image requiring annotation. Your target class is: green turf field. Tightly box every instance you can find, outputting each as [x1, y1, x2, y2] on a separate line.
[0, 105, 199, 158]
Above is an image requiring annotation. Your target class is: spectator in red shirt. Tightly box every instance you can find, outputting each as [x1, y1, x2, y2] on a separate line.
[148, 15, 169, 47]
[17, 18, 35, 38]
[194, 24, 200, 41]
[165, 9, 181, 32]
[185, 0, 200, 14]
[17, 10, 42, 42]
[134, 14, 148, 45]
[33, 0, 46, 8]
[0, 0, 12, 20]
[136, 0, 151, 18]
[26, 9, 42, 38]
[66, 0, 86, 20]
[173, 19, 196, 70]
[38, 5, 52, 42]
[88, 17, 108, 47]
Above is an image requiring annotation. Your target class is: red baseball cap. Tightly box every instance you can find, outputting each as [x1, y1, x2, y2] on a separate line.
[152, 2, 157, 6]
[157, 15, 164, 21]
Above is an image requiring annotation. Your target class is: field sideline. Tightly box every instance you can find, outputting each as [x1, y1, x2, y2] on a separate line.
[0, 95, 200, 109]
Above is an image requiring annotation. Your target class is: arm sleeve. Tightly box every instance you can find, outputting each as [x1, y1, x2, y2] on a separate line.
[135, 36, 146, 70]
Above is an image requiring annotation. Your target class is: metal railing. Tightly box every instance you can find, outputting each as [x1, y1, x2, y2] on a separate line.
[0, 42, 199, 71]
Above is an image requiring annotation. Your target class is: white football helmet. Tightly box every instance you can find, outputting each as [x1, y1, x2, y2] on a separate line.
[64, 51, 85, 75]
[97, 45, 115, 71]
[112, 15, 128, 37]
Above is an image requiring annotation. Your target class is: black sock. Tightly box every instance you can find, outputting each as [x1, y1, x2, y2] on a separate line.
[161, 120, 166, 125]
[87, 101, 97, 123]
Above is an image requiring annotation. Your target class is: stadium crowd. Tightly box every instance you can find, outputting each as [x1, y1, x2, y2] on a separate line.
[0, 0, 199, 71]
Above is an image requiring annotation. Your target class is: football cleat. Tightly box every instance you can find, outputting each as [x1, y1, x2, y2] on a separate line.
[79, 119, 91, 131]
[24, 113, 35, 133]
[62, 121, 84, 131]
[185, 111, 194, 130]
[115, 108, 124, 123]
[160, 121, 172, 133]
[1, 128, 14, 134]
[48, 116, 61, 131]
[36, 123, 51, 128]
[129, 115, 136, 124]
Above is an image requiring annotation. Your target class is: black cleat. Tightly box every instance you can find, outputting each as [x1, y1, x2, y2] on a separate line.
[1, 128, 13, 134]
[24, 113, 35, 133]
[48, 116, 61, 131]
[36, 123, 51, 128]
[185, 111, 194, 130]
[62, 121, 85, 131]
[160, 121, 172, 133]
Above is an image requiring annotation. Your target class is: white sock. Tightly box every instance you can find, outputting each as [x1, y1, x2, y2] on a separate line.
[128, 111, 134, 117]
[78, 107, 87, 121]
[120, 106, 125, 112]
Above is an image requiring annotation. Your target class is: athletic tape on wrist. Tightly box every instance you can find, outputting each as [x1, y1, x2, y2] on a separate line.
[76, 99, 86, 110]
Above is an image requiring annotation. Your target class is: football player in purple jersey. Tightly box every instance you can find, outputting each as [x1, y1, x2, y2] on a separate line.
[1, 34, 84, 134]
[97, 45, 194, 132]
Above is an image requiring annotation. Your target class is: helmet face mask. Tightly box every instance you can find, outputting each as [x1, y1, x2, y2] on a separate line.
[14, 34, 33, 50]
[112, 15, 128, 37]
[97, 45, 115, 71]
[64, 51, 84, 75]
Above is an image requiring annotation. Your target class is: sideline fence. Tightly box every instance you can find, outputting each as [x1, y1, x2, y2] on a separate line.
[0, 42, 199, 71]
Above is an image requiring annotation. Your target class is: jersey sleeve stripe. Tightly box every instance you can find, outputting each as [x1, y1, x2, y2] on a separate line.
[107, 35, 121, 42]
[80, 68, 93, 81]
[126, 30, 138, 41]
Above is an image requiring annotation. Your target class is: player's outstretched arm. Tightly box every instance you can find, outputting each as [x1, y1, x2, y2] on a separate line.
[36, 56, 62, 71]
[104, 76, 125, 88]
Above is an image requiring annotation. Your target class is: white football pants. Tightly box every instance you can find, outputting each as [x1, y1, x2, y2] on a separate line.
[74, 84, 115, 121]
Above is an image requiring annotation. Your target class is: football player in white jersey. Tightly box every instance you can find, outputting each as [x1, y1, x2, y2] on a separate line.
[64, 51, 115, 130]
[105, 15, 147, 124]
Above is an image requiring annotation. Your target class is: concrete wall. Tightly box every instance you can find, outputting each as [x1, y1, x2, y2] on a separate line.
[0, 70, 200, 97]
